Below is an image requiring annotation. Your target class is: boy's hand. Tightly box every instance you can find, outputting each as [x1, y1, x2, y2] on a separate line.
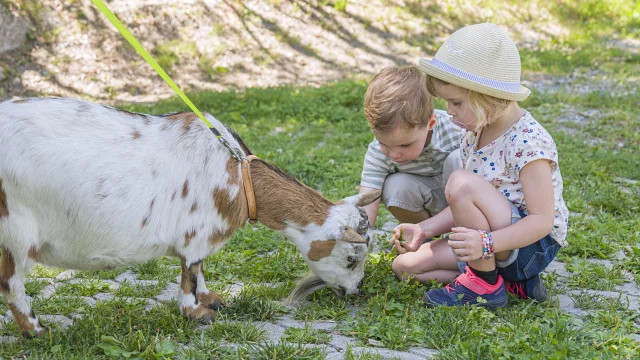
[389, 224, 425, 254]
[447, 227, 484, 262]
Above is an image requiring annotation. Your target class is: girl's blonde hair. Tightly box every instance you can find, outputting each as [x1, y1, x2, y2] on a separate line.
[426, 75, 513, 131]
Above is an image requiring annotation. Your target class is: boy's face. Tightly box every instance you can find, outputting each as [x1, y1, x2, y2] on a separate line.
[373, 123, 431, 164]
[436, 83, 475, 130]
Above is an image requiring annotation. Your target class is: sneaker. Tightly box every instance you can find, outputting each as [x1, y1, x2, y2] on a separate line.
[505, 274, 548, 302]
[424, 266, 508, 310]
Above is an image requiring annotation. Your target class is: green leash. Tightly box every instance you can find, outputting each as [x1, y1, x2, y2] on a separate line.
[91, 0, 242, 160]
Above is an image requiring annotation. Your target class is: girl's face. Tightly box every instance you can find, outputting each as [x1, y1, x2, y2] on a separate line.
[373, 124, 429, 164]
[436, 83, 476, 131]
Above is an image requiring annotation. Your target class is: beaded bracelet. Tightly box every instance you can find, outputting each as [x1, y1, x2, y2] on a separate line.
[477, 230, 494, 259]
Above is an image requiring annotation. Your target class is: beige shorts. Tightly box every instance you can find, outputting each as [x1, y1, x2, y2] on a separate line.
[381, 150, 461, 216]
[382, 172, 447, 215]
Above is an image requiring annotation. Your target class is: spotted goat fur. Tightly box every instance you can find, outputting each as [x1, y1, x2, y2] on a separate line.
[0, 98, 380, 336]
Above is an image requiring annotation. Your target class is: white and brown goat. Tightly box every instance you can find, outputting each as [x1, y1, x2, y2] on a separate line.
[0, 97, 380, 336]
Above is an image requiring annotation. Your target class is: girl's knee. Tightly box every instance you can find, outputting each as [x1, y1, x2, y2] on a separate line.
[445, 169, 477, 202]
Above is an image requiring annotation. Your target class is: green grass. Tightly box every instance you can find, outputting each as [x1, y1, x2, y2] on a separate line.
[344, 345, 400, 359]
[206, 320, 268, 343]
[571, 292, 640, 335]
[217, 289, 285, 322]
[571, 291, 631, 312]
[54, 280, 113, 297]
[32, 295, 92, 317]
[204, 228, 309, 283]
[621, 245, 640, 284]
[25, 279, 50, 297]
[282, 325, 333, 344]
[565, 258, 627, 291]
[27, 264, 66, 279]
[132, 257, 179, 280]
[245, 341, 327, 359]
[525, 1, 640, 76]
[114, 280, 167, 298]
[294, 293, 352, 322]
[75, 269, 126, 281]
[243, 282, 294, 301]
[1, 1, 640, 357]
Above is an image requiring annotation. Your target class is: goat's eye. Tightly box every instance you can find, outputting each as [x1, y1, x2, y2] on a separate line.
[347, 255, 356, 263]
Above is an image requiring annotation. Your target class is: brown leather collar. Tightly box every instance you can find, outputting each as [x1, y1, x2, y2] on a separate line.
[241, 155, 259, 224]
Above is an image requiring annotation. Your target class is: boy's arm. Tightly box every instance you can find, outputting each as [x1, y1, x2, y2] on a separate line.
[359, 186, 381, 226]
[359, 140, 392, 227]
[418, 206, 455, 238]
[391, 206, 456, 253]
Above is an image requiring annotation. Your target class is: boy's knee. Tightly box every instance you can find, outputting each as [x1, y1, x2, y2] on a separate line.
[391, 256, 409, 278]
[382, 173, 413, 198]
[382, 173, 425, 212]
[392, 254, 424, 280]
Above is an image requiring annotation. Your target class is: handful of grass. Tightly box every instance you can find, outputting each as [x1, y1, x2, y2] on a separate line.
[398, 227, 404, 244]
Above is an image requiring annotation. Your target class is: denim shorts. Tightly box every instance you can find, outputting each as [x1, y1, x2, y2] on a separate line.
[457, 202, 561, 282]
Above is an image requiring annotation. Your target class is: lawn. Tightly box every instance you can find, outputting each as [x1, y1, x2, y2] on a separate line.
[1, 0, 639, 359]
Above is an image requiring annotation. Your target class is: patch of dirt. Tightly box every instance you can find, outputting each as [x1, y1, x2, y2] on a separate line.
[523, 70, 639, 97]
[1, 0, 571, 104]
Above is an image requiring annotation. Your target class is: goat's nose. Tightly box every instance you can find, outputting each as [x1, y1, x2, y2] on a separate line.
[357, 278, 364, 290]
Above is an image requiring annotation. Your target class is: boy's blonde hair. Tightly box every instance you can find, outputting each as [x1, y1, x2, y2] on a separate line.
[364, 66, 434, 132]
[426, 75, 513, 130]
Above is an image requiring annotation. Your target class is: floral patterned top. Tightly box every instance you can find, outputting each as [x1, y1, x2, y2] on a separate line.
[460, 111, 568, 246]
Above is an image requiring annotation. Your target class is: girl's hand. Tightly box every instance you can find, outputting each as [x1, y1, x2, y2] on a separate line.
[447, 227, 484, 262]
[389, 224, 425, 254]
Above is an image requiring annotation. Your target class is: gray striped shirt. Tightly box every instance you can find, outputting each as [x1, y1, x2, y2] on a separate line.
[360, 110, 463, 189]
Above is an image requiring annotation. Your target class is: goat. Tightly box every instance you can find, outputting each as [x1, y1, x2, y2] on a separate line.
[0, 97, 380, 336]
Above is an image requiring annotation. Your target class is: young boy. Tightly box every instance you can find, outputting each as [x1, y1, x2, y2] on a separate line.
[359, 66, 462, 226]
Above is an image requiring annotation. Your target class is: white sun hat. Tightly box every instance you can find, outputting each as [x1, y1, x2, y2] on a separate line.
[419, 23, 530, 101]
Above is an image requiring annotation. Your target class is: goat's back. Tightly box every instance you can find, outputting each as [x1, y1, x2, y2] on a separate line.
[0, 98, 245, 269]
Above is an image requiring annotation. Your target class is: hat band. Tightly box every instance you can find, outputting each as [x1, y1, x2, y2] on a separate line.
[431, 58, 521, 93]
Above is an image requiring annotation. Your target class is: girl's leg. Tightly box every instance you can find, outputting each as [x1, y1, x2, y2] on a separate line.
[445, 170, 513, 271]
[423, 170, 515, 309]
[392, 238, 460, 283]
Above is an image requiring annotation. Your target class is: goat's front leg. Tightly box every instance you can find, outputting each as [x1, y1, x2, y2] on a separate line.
[178, 257, 223, 323]
[1, 248, 47, 337]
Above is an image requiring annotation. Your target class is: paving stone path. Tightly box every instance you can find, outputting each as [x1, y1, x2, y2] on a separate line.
[1, 220, 639, 358]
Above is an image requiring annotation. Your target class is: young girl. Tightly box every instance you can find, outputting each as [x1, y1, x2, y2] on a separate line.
[390, 23, 568, 309]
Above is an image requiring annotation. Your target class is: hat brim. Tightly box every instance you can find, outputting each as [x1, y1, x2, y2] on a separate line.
[419, 58, 530, 101]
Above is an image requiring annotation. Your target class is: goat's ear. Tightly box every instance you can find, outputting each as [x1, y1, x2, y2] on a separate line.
[339, 190, 381, 207]
[357, 190, 382, 207]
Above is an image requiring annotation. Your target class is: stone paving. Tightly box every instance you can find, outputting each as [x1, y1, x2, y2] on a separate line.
[1, 222, 639, 358]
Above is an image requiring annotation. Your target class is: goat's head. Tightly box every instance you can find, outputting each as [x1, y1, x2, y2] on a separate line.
[285, 190, 381, 304]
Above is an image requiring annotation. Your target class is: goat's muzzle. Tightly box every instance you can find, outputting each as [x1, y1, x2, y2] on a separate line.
[332, 286, 347, 298]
